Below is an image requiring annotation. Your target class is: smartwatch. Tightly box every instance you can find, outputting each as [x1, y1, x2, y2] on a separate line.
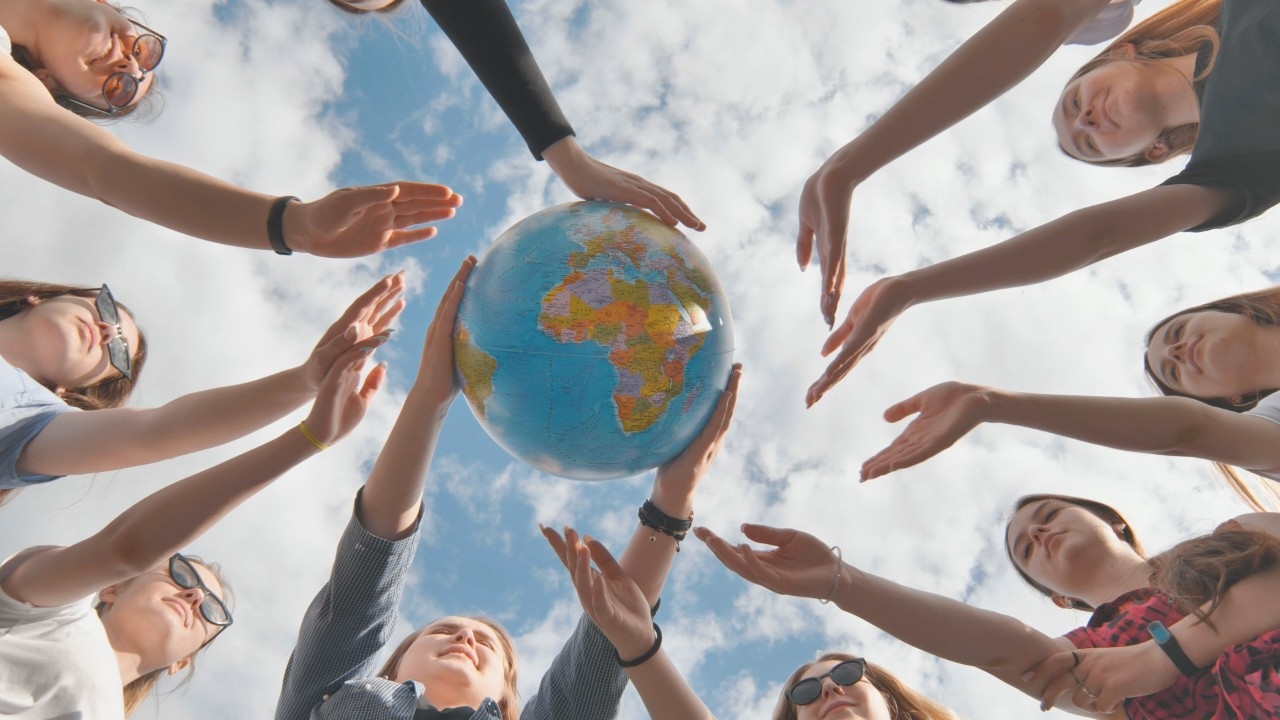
[1148, 620, 1199, 677]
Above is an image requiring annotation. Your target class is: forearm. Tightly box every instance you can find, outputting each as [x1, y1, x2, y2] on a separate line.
[358, 384, 451, 540]
[834, 564, 1066, 692]
[831, 0, 1107, 181]
[625, 650, 714, 720]
[617, 475, 695, 606]
[21, 366, 315, 476]
[1172, 564, 1280, 668]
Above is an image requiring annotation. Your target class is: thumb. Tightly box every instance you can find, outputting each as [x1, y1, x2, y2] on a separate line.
[740, 523, 794, 547]
[883, 392, 924, 423]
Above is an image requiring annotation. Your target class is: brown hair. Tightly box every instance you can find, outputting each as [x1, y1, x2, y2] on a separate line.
[1006, 495, 1145, 611]
[0, 280, 149, 410]
[1142, 285, 1280, 511]
[324, 0, 409, 15]
[1150, 527, 1280, 627]
[772, 652, 959, 720]
[97, 555, 232, 716]
[1062, 0, 1220, 167]
[379, 615, 520, 720]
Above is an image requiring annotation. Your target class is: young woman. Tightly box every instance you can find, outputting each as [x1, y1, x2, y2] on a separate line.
[773, 652, 958, 720]
[0, 0, 461, 257]
[698, 495, 1280, 717]
[273, 256, 741, 720]
[0, 275, 401, 499]
[0, 333, 382, 718]
[858, 284, 1280, 510]
[327, 0, 703, 231]
[805, 0, 1280, 406]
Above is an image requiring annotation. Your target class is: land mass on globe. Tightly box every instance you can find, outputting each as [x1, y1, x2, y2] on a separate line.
[454, 324, 497, 417]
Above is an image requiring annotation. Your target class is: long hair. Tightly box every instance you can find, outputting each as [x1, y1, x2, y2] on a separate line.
[772, 652, 958, 720]
[1150, 528, 1280, 627]
[1006, 495, 1145, 611]
[0, 280, 149, 410]
[1143, 285, 1280, 511]
[379, 615, 520, 720]
[1064, 0, 1221, 167]
[97, 555, 232, 716]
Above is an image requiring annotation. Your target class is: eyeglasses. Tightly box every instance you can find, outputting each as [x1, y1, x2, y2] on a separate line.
[787, 659, 867, 706]
[94, 284, 132, 380]
[59, 19, 166, 116]
[168, 553, 233, 628]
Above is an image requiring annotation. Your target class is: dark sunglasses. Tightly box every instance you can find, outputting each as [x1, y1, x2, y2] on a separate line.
[168, 553, 233, 628]
[787, 658, 867, 706]
[59, 19, 166, 116]
[94, 284, 132, 380]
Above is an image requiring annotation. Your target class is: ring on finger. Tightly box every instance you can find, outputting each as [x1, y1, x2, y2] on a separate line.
[1069, 669, 1084, 685]
[1081, 686, 1099, 700]
[1071, 650, 1081, 668]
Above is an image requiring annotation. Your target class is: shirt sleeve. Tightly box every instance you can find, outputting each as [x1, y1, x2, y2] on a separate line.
[418, 0, 575, 159]
[274, 494, 423, 720]
[520, 614, 630, 720]
[1065, 0, 1138, 46]
[1160, 150, 1280, 231]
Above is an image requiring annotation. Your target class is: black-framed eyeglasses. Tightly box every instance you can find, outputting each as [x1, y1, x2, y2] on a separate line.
[168, 553, 233, 628]
[94, 284, 132, 380]
[59, 19, 166, 116]
[787, 658, 867, 706]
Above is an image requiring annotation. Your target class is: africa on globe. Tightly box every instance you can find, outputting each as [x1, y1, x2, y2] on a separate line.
[453, 201, 734, 481]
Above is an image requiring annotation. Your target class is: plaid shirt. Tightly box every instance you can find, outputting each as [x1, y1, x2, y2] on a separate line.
[274, 497, 628, 720]
[1066, 588, 1280, 719]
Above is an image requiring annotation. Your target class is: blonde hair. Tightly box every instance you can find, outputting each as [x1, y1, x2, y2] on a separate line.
[378, 615, 520, 720]
[773, 652, 959, 720]
[1063, 0, 1221, 167]
[1143, 285, 1280, 511]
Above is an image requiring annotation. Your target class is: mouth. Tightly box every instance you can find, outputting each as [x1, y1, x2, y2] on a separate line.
[163, 597, 190, 627]
[1187, 336, 1203, 374]
[820, 699, 858, 718]
[77, 316, 97, 350]
[442, 645, 478, 667]
[1044, 532, 1064, 557]
[91, 34, 119, 67]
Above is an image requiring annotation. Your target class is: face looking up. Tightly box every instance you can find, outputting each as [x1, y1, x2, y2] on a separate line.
[30, 0, 162, 112]
[790, 660, 892, 720]
[1146, 310, 1274, 401]
[97, 559, 226, 676]
[395, 616, 509, 709]
[18, 291, 142, 391]
[1005, 499, 1134, 605]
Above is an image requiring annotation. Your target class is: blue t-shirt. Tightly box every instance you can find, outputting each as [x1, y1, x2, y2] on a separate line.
[0, 357, 74, 489]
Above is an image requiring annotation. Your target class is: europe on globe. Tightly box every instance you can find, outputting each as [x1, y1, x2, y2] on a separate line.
[453, 201, 735, 481]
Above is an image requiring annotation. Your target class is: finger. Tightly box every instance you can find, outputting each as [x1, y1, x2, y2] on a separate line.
[540, 524, 571, 568]
[649, 185, 703, 231]
[698, 363, 743, 448]
[739, 523, 793, 548]
[385, 226, 441, 249]
[860, 435, 930, 481]
[1024, 650, 1078, 685]
[882, 392, 926, 423]
[370, 298, 407, 337]
[820, 241, 847, 328]
[626, 187, 680, 227]
[693, 527, 754, 578]
[583, 537, 625, 580]
[328, 185, 400, 217]
[820, 313, 858, 358]
[796, 223, 814, 271]
[380, 182, 459, 202]
[359, 362, 387, 402]
[1039, 668, 1083, 711]
[337, 273, 403, 329]
[393, 206, 459, 229]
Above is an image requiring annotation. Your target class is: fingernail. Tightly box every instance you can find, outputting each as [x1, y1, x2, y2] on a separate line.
[384, 329, 396, 337]
[360, 347, 375, 354]
[344, 327, 357, 338]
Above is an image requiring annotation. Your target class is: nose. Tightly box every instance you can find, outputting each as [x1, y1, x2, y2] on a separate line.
[453, 628, 476, 646]
[1165, 338, 1187, 363]
[96, 320, 120, 344]
[1077, 105, 1098, 129]
[820, 676, 846, 699]
[1029, 524, 1050, 545]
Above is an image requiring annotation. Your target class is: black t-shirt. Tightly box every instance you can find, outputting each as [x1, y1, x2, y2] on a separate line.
[1161, 0, 1280, 231]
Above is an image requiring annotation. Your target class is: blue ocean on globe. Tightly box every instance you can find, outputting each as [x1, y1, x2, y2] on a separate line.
[453, 201, 735, 481]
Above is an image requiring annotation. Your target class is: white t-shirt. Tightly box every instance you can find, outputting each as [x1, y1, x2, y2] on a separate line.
[0, 555, 124, 719]
[1246, 392, 1280, 481]
[0, 357, 76, 489]
[1, 23, 11, 56]
[1068, 0, 1142, 46]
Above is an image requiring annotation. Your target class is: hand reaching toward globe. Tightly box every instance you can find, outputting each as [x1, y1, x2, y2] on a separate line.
[411, 256, 477, 411]
[651, 363, 742, 517]
[796, 153, 861, 328]
[861, 382, 993, 481]
[806, 276, 914, 407]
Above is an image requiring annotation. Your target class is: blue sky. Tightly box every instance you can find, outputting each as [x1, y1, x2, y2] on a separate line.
[5, 0, 1280, 718]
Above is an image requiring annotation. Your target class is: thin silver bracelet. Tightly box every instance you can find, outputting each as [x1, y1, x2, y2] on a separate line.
[818, 545, 842, 604]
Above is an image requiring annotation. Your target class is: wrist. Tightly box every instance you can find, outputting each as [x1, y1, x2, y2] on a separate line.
[405, 381, 456, 417]
[647, 481, 694, 520]
[540, 135, 582, 171]
[824, 140, 874, 187]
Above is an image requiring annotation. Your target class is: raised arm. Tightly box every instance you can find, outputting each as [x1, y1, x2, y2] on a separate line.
[696, 523, 1112, 717]
[862, 383, 1280, 480]
[0, 347, 381, 608]
[806, 183, 1233, 406]
[419, 0, 702, 230]
[800, 0, 1115, 324]
[17, 275, 404, 478]
[0, 56, 460, 256]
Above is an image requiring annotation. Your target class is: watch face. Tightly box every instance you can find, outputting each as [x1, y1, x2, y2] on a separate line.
[1149, 621, 1172, 643]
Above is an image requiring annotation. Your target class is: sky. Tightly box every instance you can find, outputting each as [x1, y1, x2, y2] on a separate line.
[3, 0, 1279, 718]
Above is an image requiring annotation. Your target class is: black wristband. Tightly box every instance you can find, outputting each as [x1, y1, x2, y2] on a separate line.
[638, 500, 693, 550]
[616, 622, 662, 668]
[268, 196, 300, 255]
[1148, 621, 1199, 677]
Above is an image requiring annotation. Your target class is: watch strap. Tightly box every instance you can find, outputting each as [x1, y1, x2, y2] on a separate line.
[1148, 620, 1199, 677]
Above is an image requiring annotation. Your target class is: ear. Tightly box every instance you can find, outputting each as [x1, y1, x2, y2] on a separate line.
[1051, 594, 1078, 610]
[29, 69, 62, 94]
[1144, 138, 1170, 163]
[1230, 395, 1246, 407]
[1110, 42, 1138, 60]
[1112, 522, 1127, 538]
[166, 656, 192, 675]
[24, 295, 41, 306]
[96, 583, 120, 612]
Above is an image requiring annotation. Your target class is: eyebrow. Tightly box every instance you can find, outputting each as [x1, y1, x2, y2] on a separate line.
[1010, 500, 1051, 558]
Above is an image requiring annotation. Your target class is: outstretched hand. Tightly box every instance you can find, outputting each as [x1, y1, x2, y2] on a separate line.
[796, 160, 857, 327]
[806, 276, 911, 407]
[542, 137, 704, 231]
[654, 364, 742, 500]
[861, 382, 991, 481]
[290, 183, 463, 258]
[412, 256, 476, 409]
[542, 524, 657, 660]
[1029, 643, 1176, 715]
[694, 523, 840, 601]
[300, 273, 406, 392]
[300, 347, 386, 447]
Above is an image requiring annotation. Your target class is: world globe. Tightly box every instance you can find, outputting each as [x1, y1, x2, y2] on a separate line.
[453, 201, 735, 481]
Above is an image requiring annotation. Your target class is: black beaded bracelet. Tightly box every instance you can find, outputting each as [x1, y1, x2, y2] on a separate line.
[637, 500, 694, 551]
[616, 622, 662, 668]
[268, 195, 300, 255]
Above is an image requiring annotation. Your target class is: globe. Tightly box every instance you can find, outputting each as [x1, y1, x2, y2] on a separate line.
[453, 201, 735, 481]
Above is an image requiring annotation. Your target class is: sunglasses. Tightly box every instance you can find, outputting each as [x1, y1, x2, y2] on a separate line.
[168, 553, 233, 628]
[787, 658, 867, 706]
[94, 284, 132, 380]
[59, 19, 166, 116]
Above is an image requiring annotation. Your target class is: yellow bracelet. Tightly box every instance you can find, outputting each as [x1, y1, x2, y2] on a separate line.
[297, 421, 329, 451]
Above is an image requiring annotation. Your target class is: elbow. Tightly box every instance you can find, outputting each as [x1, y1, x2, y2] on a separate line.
[1148, 398, 1216, 456]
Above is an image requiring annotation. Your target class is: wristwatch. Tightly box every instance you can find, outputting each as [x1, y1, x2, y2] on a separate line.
[1148, 620, 1199, 676]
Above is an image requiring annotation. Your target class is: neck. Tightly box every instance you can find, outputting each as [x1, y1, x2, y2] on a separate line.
[1079, 553, 1152, 610]
[1153, 53, 1203, 128]
[0, 315, 50, 387]
[1254, 325, 1280, 391]
[0, 0, 42, 55]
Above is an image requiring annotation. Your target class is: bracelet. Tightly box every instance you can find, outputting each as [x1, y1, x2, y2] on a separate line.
[1148, 621, 1199, 677]
[818, 545, 842, 605]
[637, 500, 694, 551]
[616, 622, 662, 668]
[268, 196, 300, 255]
[297, 421, 329, 451]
